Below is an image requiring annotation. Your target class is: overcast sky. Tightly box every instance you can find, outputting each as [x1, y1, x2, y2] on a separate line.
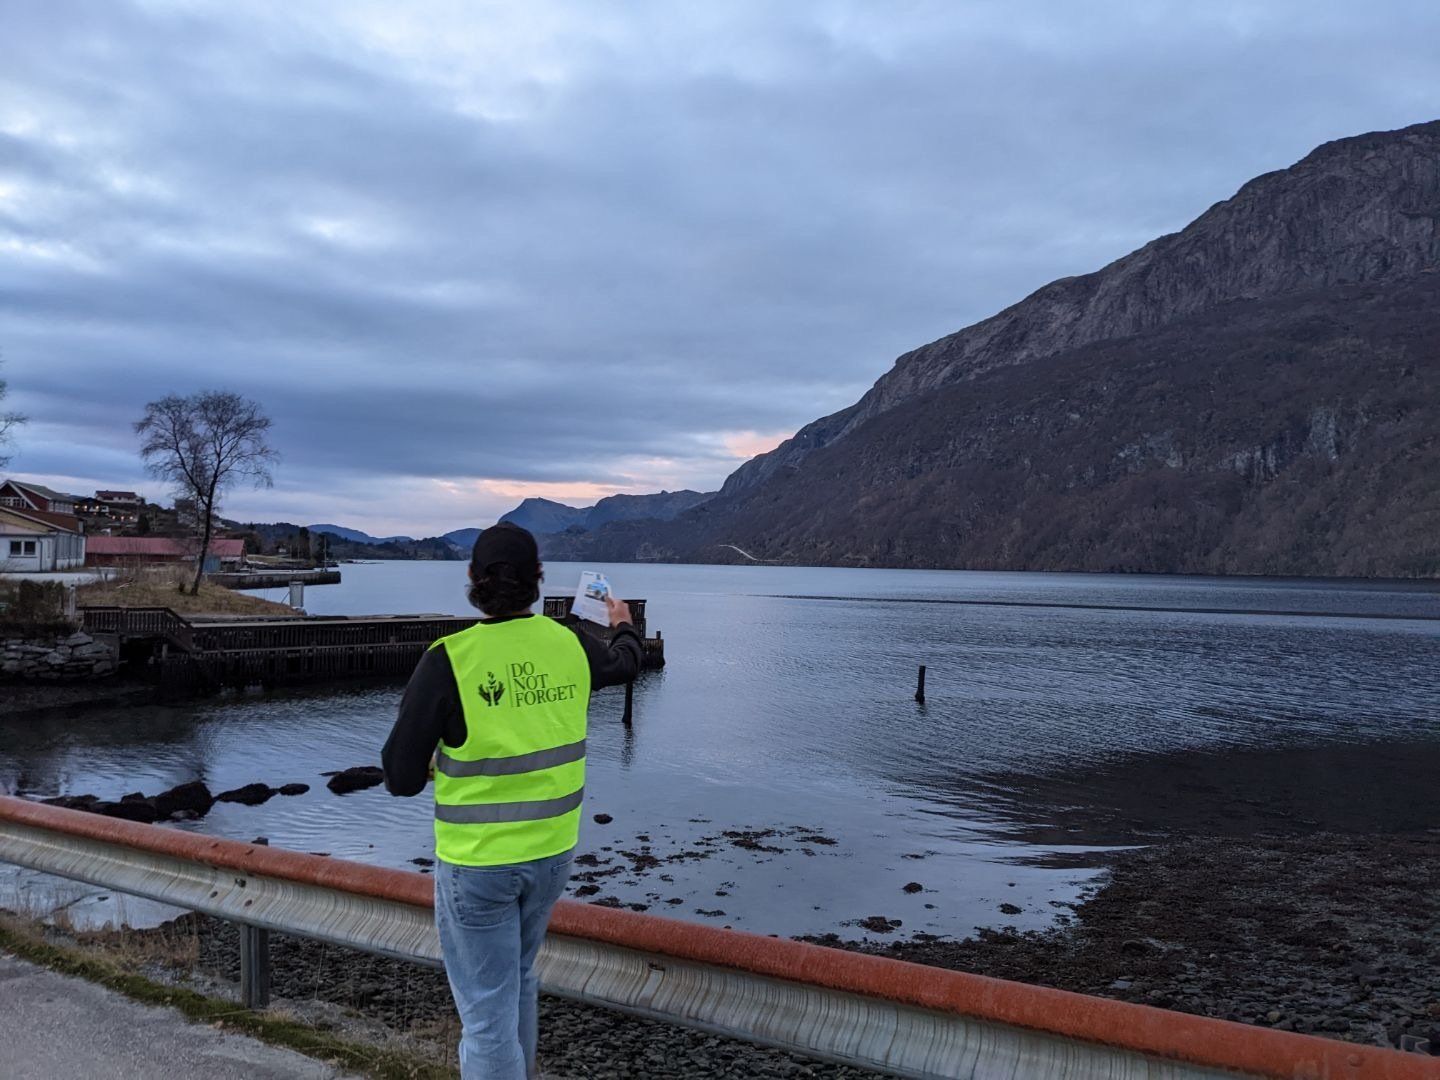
[2, 1, 1437, 537]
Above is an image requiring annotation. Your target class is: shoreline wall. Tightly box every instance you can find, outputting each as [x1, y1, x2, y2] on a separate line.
[2, 630, 118, 682]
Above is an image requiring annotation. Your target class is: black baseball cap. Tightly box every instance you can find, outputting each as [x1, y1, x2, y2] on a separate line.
[470, 522, 539, 571]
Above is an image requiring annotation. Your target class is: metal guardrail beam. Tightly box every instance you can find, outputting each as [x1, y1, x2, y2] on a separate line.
[0, 798, 1433, 1080]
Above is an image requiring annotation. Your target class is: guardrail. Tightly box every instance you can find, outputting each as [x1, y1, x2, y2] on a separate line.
[0, 797, 1432, 1080]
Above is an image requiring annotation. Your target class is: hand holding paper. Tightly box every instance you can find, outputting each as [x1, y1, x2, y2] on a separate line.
[572, 570, 613, 625]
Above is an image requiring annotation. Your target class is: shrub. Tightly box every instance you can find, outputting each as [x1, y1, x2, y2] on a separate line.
[0, 579, 73, 634]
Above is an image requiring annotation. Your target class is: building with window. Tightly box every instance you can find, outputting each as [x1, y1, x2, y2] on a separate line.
[0, 479, 82, 516]
[0, 506, 86, 571]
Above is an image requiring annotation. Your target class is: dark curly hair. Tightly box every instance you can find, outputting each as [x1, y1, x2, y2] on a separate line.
[467, 559, 543, 616]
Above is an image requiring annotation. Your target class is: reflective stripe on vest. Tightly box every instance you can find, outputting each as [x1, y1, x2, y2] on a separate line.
[436, 739, 587, 778]
[431, 615, 591, 867]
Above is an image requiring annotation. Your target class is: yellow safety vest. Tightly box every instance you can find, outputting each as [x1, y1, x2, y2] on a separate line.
[432, 616, 591, 866]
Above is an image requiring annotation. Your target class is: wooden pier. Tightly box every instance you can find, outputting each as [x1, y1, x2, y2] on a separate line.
[207, 569, 342, 590]
[79, 599, 664, 692]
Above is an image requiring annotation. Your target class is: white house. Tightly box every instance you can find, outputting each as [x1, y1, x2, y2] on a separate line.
[0, 480, 87, 571]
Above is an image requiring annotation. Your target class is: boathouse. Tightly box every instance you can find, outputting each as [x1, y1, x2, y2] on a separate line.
[85, 536, 247, 569]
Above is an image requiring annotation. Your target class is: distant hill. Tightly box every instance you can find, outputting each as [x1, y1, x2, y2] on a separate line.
[310, 523, 415, 545]
[585, 490, 712, 528]
[442, 527, 482, 550]
[243, 521, 462, 561]
[548, 121, 1440, 577]
[499, 498, 591, 536]
[491, 490, 715, 556]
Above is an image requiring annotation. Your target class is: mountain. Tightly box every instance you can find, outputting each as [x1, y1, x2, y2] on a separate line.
[310, 523, 415, 544]
[499, 498, 591, 536]
[556, 121, 1440, 577]
[493, 490, 715, 546]
[725, 120, 1440, 495]
[442, 527, 482, 550]
[585, 490, 712, 528]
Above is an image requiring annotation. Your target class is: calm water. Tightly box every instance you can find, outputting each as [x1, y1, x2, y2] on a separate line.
[4, 563, 1438, 938]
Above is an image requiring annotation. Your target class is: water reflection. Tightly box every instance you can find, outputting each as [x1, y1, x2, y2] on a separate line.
[3, 563, 1437, 938]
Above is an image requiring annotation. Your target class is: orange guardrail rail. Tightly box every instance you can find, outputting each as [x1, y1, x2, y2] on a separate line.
[0, 795, 1434, 1080]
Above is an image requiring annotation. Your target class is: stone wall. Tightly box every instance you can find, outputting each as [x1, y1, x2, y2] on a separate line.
[1, 630, 118, 681]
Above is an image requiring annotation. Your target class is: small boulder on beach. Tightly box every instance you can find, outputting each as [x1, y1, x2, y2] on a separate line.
[856, 915, 899, 934]
[154, 781, 214, 819]
[277, 783, 310, 796]
[326, 766, 385, 795]
[593, 813, 613, 824]
[903, 882, 924, 894]
[216, 783, 277, 806]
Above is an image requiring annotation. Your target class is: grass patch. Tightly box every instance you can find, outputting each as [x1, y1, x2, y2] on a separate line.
[78, 568, 297, 618]
[0, 915, 455, 1080]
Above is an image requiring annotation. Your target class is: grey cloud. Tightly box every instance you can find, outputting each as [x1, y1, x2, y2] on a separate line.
[2, 0, 1439, 533]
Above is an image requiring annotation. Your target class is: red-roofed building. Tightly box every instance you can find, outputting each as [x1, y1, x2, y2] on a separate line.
[85, 536, 245, 568]
[0, 479, 81, 516]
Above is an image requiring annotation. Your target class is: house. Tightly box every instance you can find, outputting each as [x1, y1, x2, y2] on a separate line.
[0, 479, 82, 516]
[85, 536, 246, 568]
[0, 504, 87, 571]
[96, 491, 143, 510]
[75, 489, 145, 526]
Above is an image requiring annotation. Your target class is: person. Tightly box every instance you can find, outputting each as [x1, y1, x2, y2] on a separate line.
[381, 522, 642, 1079]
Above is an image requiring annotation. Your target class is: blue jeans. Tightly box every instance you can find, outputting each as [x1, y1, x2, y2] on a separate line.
[435, 850, 573, 1079]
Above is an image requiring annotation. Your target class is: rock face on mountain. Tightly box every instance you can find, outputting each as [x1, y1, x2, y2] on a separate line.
[570, 121, 1440, 576]
[724, 120, 1440, 496]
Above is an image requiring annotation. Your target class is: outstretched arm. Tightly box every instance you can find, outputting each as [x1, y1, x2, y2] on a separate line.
[573, 596, 643, 691]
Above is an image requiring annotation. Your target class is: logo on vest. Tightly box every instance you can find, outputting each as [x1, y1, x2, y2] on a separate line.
[477, 671, 506, 706]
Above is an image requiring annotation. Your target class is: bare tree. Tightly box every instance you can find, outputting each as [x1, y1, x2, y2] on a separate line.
[0, 361, 27, 469]
[135, 390, 276, 595]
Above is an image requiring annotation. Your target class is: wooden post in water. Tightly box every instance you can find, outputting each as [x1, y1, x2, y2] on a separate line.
[915, 665, 926, 704]
[622, 680, 634, 727]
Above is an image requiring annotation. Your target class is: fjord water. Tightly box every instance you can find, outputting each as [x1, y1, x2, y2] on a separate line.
[4, 563, 1438, 938]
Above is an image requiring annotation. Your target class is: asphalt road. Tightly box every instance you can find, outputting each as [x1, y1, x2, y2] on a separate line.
[0, 951, 358, 1079]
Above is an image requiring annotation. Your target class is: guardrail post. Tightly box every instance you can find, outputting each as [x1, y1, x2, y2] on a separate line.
[239, 923, 271, 1009]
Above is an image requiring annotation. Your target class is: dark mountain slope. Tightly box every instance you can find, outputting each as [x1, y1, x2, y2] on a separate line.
[585, 489, 712, 528]
[725, 120, 1440, 495]
[567, 276, 1440, 576]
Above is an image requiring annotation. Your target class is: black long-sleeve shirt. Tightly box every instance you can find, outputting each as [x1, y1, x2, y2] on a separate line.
[381, 614, 642, 797]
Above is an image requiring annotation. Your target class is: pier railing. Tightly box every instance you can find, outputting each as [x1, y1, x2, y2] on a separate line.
[78, 606, 195, 652]
[0, 796, 1428, 1080]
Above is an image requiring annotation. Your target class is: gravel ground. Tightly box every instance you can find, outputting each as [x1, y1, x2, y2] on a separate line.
[809, 830, 1440, 1054]
[167, 915, 880, 1080]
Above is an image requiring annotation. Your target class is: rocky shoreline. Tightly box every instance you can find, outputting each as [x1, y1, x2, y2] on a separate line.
[811, 830, 1440, 1056]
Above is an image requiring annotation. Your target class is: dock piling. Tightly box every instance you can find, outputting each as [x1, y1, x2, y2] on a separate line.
[915, 665, 926, 704]
[622, 680, 634, 727]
